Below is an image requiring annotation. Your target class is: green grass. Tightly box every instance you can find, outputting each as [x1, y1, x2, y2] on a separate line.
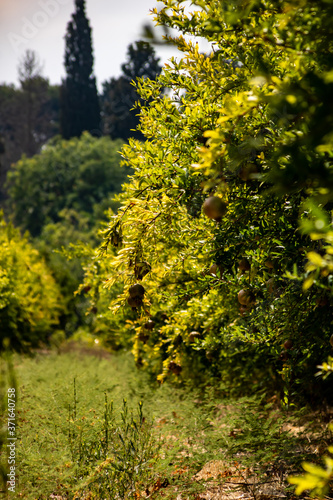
[13, 346, 218, 499]
[1, 344, 330, 499]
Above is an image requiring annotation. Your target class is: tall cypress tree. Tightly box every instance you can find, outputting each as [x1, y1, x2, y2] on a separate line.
[60, 0, 100, 139]
[101, 41, 162, 141]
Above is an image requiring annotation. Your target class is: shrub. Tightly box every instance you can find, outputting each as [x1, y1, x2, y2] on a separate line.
[0, 214, 63, 351]
[6, 132, 127, 236]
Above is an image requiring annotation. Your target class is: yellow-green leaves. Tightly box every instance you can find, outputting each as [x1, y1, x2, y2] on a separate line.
[94, 0, 333, 396]
[288, 456, 333, 498]
[0, 214, 63, 350]
[316, 356, 333, 380]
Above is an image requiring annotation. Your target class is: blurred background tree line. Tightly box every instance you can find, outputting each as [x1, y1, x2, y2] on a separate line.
[0, 0, 162, 205]
[0, 0, 162, 349]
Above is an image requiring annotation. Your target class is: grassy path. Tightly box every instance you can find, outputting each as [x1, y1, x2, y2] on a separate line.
[13, 345, 220, 499]
[2, 344, 328, 499]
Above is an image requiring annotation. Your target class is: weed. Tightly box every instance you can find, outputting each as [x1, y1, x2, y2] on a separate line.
[68, 384, 159, 499]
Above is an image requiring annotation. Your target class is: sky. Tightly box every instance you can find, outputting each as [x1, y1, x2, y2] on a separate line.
[0, 0, 184, 91]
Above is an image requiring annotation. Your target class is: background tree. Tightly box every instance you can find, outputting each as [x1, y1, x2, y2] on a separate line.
[60, 0, 100, 139]
[6, 132, 130, 338]
[6, 133, 127, 237]
[101, 41, 162, 141]
[0, 51, 59, 204]
[17, 50, 59, 157]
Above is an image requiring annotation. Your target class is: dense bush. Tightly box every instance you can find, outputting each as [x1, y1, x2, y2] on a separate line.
[85, 0, 333, 405]
[4, 133, 132, 339]
[6, 132, 127, 236]
[0, 214, 63, 351]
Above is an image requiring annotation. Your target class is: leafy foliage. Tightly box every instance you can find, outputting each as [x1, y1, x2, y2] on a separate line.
[5, 131, 130, 341]
[87, 0, 333, 406]
[6, 132, 126, 237]
[0, 214, 63, 351]
[289, 454, 333, 498]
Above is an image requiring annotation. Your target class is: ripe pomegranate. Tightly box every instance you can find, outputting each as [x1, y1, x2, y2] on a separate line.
[138, 331, 149, 343]
[168, 362, 182, 375]
[144, 320, 155, 331]
[209, 263, 218, 275]
[239, 305, 248, 316]
[205, 350, 214, 361]
[127, 296, 143, 309]
[238, 289, 255, 306]
[284, 339, 293, 350]
[129, 283, 145, 298]
[209, 263, 224, 277]
[238, 258, 251, 272]
[279, 350, 289, 361]
[202, 196, 228, 222]
[189, 331, 201, 342]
